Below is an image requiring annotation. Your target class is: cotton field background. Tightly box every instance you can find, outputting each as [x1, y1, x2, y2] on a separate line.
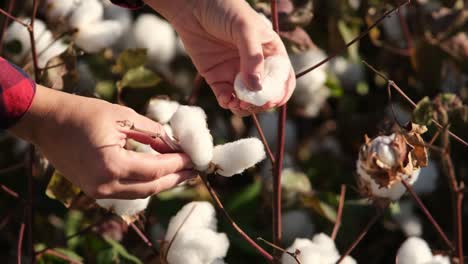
[0, 0, 467, 263]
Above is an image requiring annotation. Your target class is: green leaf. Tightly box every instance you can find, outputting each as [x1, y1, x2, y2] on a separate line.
[118, 66, 161, 89]
[227, 179, 261, 211]
[412, 97, 434, 126]
[356, 81, 369, 95]
[301, 195, 337, 223]
[95, 80, 117, 101]
[326, 75, 344, 98]
[46, 171, 81, 208]
[112, 49, 148, 74]
[65, 210, 84, 249]
[104, 237, 143, 264]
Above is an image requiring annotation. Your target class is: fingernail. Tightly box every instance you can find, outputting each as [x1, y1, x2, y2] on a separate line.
[246, 73, 262, 91]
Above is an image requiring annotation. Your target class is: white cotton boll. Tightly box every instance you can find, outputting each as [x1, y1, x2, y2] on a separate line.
[281, 210, 315, 245]
[69, 0, 104, 28]
[37, 37, 68, 68]
[103, 0, 133, 50]
[46, 0, 75, 21]
[234, 55, 292, 106]
[211, 138, 266, 177]
[289, 49, 329, 117]
[133, 14, 177, 65]
[4, 19, 47, 63]
[330, 57, 364, 89]
[170, 106, 213, 171]
[75, 21, 123, 53]
[396, 237, 434, 264]
[146, 98, 180, 124]
[96, 198, 150, 216]
[249, 111, 297, 153]
[282, 234, 356, 264]
[413, 159, 439, 194]
[165, 202, 217, 239]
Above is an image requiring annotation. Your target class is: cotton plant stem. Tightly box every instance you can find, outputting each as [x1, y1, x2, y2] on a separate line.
[199, 173, 274, 261]
[336, 207, 385, 264]
[0, 0, 17, 54]
[130, 222, 159, 255]
[362, 60, 468, 148]
[17, 221, 25, 264]
[252, 113, 275, 164]
[295, 0, 411, 79]
[401, 179, 454, 251]
[455, 184, 464, 264]
[0, 5, 28, 28]
[331, 185, 346, 240]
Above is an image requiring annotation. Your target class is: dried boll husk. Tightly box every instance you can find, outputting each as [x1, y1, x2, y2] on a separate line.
[356, 124, 428, 202]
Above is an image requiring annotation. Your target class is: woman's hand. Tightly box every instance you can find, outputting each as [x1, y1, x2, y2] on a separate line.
[9, 86, 195, 199]
[147, 0, 296, 116]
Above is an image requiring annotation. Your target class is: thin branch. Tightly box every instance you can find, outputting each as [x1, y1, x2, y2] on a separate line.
[252, 113, 275, 164]
[362, 60, 468, 148]
[456, 183, 464, 264]
[199, 173, 274, 261]
[130, 222, 158, 255]
[296, 0, 411, 79]
[1, 184, 20, 199]
[401, 179, 454, 251]
[17, 222, 25, 264]
[257, 237, 302, 264]
[38, 249, 82, 264]
[0, 6, 29, 28]
[0, 0, 17, 54]
[28, 0, 40, 80]
[336, 207, 385, 264]
[331, 185, 346, 240]
[165, 204, 197, 261]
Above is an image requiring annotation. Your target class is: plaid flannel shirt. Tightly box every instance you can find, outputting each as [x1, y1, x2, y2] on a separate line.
[0, 0, 144, 129]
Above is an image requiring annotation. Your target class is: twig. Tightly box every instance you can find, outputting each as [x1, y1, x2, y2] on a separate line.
[17, 222, 25, 264]
[0, 6, 28, 28]
[38, 249, 82, 264]
[165, 204, 197, 261]
[0, 0, 16, 54]
[296, 0, 411, 79]
[28, 0, 40, 80]
[401, 179, 454, 250]
[199, 173, 274, 261]
[456, 183, 464, 264]
[331, 185, 346, 240]
[252, 113, 275, 164]
[0, 184, 20, 199]
[362, 60, 468, 148]
[130, 222, 158, 255]
[336, 207, 385, 264]
[257, 237, 302, 264]
[27, 145, 35, 264]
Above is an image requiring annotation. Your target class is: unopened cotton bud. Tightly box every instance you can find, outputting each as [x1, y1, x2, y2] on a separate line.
[133, 14, 176, 65]
[96, 198, 150, 218]
[211, 138, 266, 177]
[170, 106, 213, 171]
[146, 98, 180, 124]
[396, 237, 449, 264]
[234, 55, 291, 106]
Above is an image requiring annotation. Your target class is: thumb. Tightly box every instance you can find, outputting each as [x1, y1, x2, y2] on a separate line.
[236, 26, 264, 91]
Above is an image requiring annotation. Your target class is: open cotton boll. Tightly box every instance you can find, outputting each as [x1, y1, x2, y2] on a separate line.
[146, 98, 180, 124]
[282, 233, 356, 264]
[165, 202, 229, 264]
[170, 106, 213, 171]
[96, 198, 150, 217]
[133, 14, 177, 65]
[281, 210, 315, 245]
[46, 0, 76, 21]
[75, 21, 123, 53]
[289, 49, 329, 117]
[69, 0, 104, 28]
[234, 55, 291, 106]
[396, 237, 449, 264]
[211, 138, 266, 177]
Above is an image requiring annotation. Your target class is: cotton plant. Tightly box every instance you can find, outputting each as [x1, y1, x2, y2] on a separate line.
[282, 233, 356, 264]
[4, 18, 68, 68]
[289, 48, 330, 118]
[396, 237, 450, 264]
[356, 124, 428, 203]
[46, 0, 124, 53]
[162, 201, 229, 264]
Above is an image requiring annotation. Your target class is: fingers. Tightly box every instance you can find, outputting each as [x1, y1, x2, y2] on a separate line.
[107, 170, 197, 199]
[236, 24, 265, 91]
[122, 150, 193, 181]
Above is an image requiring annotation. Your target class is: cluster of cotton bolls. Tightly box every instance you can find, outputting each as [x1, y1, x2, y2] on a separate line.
[163, 201, 229, 264]
[396, 237, 450, 264]
[289, 48, 330, 118]
[4, 18, 68, 68]
[282, 233, 356, 264]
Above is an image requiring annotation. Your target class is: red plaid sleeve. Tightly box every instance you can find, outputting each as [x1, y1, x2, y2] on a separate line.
[0, 57, 36, 129]
[110, 0, 145, 9]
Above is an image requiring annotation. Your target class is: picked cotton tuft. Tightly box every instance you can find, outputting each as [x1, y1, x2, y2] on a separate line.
[396, 237, 450, 264]
[234, 55, 292, 106]
[170, 106, 213, 171]
[96, 198, 150, 217]
[282, 233, 356, 264]
[356, 125, 428, 202]
[146, 98, 180, 124]
[165, 202, 229, 264]
[133, 14, 177, 65]
[211, 138, 266, 177]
